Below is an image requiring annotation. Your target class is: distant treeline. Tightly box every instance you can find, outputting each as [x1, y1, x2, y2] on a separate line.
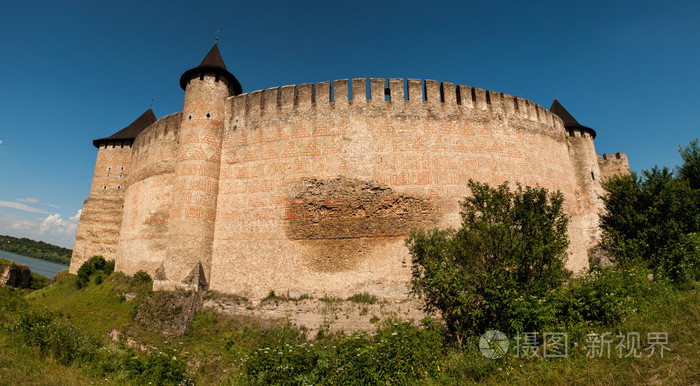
[0, 235, 71, 265]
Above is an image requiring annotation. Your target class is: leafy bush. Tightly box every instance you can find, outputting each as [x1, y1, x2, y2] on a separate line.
[29, 273, 50, 290]
[601, 167, 700, 283]
[123, 348, 191, 386]
[131, 270, 152, 286]
[244, 318, 444, 385]
[406, 180, 570, 344]
[75, 256, 115, 289]
[678, 138, 700, 190]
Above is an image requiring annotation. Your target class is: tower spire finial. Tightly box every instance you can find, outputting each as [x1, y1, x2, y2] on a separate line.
[215, 29, 222, 45]
[150, 98, 154, 109]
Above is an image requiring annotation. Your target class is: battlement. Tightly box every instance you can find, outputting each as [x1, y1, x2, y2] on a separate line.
[228, 78, 563, 131]
[597, 152, 628, 162]
[597, 152, 631, 179]
[132, 112, 182, 153]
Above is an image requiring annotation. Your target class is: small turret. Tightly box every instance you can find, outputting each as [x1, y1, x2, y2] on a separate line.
[179, 44, 242, 95]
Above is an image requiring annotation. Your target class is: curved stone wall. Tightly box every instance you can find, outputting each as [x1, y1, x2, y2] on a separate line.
[115, 112, 181, 275]
[208, 79, 590, 299]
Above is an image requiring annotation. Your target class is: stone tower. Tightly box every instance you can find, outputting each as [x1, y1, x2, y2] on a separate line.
[552, 99, 606, 250]
[156, 44, 242, 290]
[70, 109, 156, 273]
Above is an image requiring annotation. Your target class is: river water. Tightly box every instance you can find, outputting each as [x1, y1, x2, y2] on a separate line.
[0, 250, 69, 279]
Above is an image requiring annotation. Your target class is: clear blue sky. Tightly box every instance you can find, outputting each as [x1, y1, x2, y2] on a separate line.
[1, 0, 698, 248]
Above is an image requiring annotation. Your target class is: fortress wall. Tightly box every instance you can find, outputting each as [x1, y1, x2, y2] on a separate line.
[597, 152, 631, 180]
[210, 79, 587, 299]
[70, 143, 133, 273]
[115, 113, 181, 275]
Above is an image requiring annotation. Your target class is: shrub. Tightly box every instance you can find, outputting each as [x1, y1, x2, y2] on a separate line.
[123, 348, 191, 386]
[244, 318, 444, 384]
[406, 180, 570, 344]
[75, 256, 115, 288]
[678, 138, 700, 190]
[601, 167, 700, 283]
[29, 273, 50, 290]
[131, 270, 152, 286]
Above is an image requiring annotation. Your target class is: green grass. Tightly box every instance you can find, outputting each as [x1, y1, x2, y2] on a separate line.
[0, 334, 96, 386]
[26, 272, 148, 337]
[346, 292, 379, 304]
[3, 269, 698, 385]
[430, 281, 700, 385]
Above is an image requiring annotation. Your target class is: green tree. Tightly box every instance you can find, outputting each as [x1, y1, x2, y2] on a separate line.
[678, 138, 700, 190]
[601, 166, 699, 283]
[406, 180, 570, 344]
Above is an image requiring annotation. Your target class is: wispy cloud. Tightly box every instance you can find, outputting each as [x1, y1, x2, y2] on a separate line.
[0, 139, 3, 145]
[0, 201, 49, 214]
[17, 197, 59, 208]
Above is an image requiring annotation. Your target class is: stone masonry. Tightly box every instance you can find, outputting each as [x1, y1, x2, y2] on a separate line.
[71, 44, 630, 301]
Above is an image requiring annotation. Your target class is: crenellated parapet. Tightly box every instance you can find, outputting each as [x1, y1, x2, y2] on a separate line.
[597, 152, 631, 180]
[226, 78, 564, 135]
[130, 112, 181, 184]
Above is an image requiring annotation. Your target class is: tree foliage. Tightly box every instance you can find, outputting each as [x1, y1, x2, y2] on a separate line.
[601, 140, 700, 284]
[678, 138, 700, 190]
[406, 180, 571, 343]
[75, 256, 115, 289]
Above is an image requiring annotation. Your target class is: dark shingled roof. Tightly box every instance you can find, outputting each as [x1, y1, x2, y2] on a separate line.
[179, 44, 243, 95]
[550, 99, 596, 139]
[92, 109, 157, 148]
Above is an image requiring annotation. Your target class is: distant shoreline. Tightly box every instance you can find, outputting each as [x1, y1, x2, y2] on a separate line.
[0, 235, 71, 265]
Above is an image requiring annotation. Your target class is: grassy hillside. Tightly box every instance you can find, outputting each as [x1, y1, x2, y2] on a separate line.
[0, 269, 697, 385]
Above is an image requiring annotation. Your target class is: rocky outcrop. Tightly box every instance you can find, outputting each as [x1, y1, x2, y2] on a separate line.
[0, 262, 32, 288]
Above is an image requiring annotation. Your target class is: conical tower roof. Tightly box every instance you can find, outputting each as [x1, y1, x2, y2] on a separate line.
[550, 99, 596, 139]
[93, 109, 157, 148]
[179, 44, 242, 95]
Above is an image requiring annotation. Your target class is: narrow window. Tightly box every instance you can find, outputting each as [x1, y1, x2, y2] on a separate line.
[591, 171, 595, 181]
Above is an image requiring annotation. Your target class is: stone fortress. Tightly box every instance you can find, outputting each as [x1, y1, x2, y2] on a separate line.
[70, 43, 630, 300]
